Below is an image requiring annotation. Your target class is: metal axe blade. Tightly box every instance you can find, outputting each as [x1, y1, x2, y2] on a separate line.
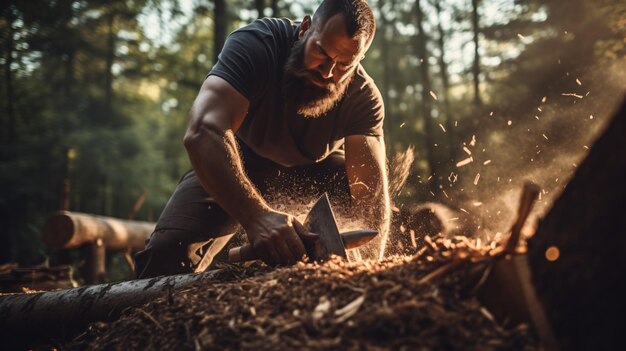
[303, 193, 346, 261]
[228, 193, 378, 263]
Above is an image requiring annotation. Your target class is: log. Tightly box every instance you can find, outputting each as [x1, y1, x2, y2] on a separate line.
[527, 98, 626, 350]
[42, 211, 155, 250]
[0, 270, 225, 348]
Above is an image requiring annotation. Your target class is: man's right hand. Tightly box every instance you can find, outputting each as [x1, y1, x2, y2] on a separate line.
[243, 210, 319, 266]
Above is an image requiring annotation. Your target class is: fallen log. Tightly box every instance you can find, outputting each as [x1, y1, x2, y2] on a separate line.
[527, 98, 626, 350]
[42, 211, 155, 250]
[0, 269, 225, 348]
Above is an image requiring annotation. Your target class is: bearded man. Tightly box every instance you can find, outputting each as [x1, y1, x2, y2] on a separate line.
[134, 0, 390, 278]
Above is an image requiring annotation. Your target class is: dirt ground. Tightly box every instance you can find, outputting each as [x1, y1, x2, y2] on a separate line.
[64, 235, 538, 350]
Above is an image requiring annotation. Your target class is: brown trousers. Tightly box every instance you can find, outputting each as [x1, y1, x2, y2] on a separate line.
[134, 140, 350, 278]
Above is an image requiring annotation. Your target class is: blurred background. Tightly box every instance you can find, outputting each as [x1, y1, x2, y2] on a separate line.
[0, 0, 624, 278]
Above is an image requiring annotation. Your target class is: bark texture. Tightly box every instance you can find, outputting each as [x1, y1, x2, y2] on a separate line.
[0, 270, 224, 348]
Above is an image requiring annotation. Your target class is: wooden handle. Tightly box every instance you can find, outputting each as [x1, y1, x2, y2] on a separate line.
[228, 229, 378, 263]
[228, 244, 257, 263]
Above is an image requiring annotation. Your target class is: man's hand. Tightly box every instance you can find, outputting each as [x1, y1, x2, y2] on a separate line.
[243, 210, 319, 266]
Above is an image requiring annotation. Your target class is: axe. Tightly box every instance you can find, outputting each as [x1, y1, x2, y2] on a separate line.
[228, 193, 377, 263]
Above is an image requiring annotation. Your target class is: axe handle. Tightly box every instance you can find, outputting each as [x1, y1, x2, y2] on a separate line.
[228, 245, 256, 263]
[228, 242, 318, 263]
[228, 228, 378, 263]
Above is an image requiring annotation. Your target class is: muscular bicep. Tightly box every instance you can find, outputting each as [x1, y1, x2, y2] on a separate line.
[186, 75, 249, 137]
[344, 135, 388, 202]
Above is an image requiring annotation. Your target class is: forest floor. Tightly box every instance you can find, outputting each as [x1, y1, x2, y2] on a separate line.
[63, 235, 538, 350]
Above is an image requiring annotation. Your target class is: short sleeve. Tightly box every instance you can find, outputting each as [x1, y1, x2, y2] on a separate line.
[341, 75, 385, 138]
[208, 29, 273, 101]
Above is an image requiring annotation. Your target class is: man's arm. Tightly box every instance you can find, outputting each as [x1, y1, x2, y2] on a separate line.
[344, 134, 391, 260]
[184, 75, 315, 265]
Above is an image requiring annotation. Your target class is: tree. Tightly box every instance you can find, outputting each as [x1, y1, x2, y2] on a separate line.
[213, 0, 227, 63]
[414, 0, 438, 196]
[1, 2, 16, 144]
[433, 0, 454, 163]
[255, 0, 265, 18]
[470, 0, 482, 106]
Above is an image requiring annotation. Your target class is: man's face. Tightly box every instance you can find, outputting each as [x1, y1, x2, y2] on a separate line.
[283, 13, 369, 118]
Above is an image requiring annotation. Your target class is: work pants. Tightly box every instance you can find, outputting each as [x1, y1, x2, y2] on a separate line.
[134, 141, 350, 278]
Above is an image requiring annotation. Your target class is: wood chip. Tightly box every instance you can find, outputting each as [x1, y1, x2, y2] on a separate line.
[64, 235, 538, 351]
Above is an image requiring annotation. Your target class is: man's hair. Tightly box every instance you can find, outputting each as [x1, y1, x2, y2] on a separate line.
[312, 0, 376, 43]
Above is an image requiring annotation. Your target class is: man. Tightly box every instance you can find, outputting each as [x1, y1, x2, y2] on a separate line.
[134, 0, 390, 278]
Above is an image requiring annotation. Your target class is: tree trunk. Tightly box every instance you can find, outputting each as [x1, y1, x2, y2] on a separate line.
[42, 211, 155, 250]
[271, 0, 279, 17]
[377, 0, 393, 148]
[527, 98, 626, 350]
[255, 0, 265, 18]
[0, 269, 225, 348]
[435, 0, 455, 163]
[415, 0, 437, 195]
[4, 3, 16, 143]
[471, 0, 482, 106]
[213, 0, 227, 64]
[104, 12, 115, 123]
[1, 4, 17, 265]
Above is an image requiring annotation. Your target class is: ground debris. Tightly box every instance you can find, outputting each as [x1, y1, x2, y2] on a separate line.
[66, 236, 538, 350]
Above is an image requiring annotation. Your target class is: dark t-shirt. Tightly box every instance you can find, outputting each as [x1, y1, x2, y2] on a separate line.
[209, 18, 384, 167]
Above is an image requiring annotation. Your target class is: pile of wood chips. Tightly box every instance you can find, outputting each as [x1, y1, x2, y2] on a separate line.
[67, 236, 538, 350]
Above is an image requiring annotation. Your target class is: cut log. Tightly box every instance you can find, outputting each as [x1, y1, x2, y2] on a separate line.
[528, 98, 626, 350]
[0, 270, 225, 348]
[42, 211, 155, 250]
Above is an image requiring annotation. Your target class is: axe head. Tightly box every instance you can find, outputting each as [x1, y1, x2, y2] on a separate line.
[303, 193, 347, 261]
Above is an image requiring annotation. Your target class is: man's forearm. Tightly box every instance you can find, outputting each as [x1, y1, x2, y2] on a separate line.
[184, 125, 270, 228]
[345, 135, 390, 259]
[352, 176, 390, 239]
[370, 188, 391, 238]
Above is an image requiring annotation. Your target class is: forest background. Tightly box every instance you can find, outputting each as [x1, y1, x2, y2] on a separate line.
[1, 0, 624, 277]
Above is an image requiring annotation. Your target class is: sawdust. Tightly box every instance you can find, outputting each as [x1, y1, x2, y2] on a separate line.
[66, 236, 538, 350]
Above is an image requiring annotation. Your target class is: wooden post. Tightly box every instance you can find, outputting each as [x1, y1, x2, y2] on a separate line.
[82, 238, 106, 284]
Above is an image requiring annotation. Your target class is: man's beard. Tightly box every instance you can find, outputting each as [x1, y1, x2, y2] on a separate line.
[282, 37, 353, 118]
